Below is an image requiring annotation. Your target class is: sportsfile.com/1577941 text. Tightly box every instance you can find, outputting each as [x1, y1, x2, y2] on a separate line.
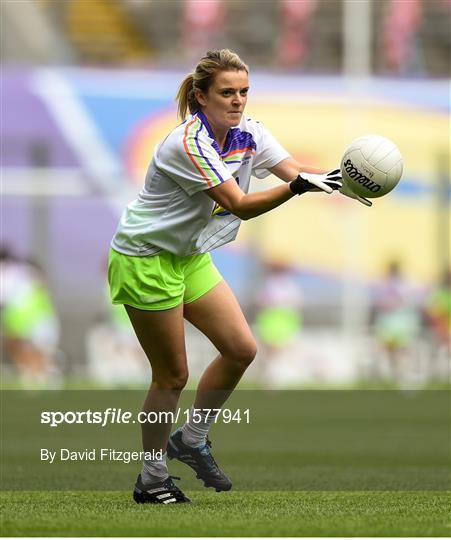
[40, 408, 251, 427]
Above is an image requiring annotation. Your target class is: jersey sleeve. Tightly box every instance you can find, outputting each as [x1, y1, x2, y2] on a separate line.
[156, 118, 232, 196]
[251, 122, 290, 179]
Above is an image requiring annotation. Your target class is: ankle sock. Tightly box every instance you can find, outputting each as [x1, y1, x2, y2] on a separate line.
[180, 407, 219, 447]
[141, 451, 168, 484]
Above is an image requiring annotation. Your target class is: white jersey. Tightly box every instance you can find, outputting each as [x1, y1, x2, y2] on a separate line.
[111, 111, 289, 257]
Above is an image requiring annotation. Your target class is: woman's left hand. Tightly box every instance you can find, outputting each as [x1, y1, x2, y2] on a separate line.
[289, 169, 343, 195]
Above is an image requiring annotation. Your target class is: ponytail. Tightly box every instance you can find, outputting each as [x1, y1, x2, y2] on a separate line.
[176, 74, 196, 121]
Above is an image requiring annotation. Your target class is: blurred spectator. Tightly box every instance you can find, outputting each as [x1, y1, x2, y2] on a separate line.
[227, 1, 278, 66]
[182, 0, 226, 63]
[276, 0, 317, 69]
[382, 0, 423, 74]
[253, 260, 303, 383]
[424, 270, 450, 374]
[120, 0, 183, 64]
[0, 247, 61, 386]
[371, 260, 422, 382]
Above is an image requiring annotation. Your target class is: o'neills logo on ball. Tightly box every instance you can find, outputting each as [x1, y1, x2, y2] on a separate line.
[343, 159, 382, 193]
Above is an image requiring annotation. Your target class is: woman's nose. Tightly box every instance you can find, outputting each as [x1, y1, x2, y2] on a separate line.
[233, 93, 243, 105]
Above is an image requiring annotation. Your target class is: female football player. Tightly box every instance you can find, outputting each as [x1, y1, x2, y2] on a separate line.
[109, 49, 351, 504]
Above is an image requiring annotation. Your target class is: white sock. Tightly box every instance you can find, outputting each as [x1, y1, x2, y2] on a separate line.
[180, 407, 218, 447]
[141, 452, 168, 484]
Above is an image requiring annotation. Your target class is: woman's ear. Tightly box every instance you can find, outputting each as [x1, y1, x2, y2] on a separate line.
[194, 89, 207, 107]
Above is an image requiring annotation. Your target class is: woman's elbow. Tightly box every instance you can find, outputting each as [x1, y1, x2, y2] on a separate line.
[228, 200, 252, 221]
[233, 208, 252, 221]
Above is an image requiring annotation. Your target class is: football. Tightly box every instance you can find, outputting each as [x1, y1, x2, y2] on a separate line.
[341, 135, 403, 198]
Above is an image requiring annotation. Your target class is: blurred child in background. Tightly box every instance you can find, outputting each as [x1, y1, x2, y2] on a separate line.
[0, 247, 61, 387]
[254, 260, 303, 384]
[372, 260, 421, 382]
[424, 269, 450, 377]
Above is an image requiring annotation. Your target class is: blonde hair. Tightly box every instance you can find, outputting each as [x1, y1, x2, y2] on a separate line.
[176, 49, 249, 121]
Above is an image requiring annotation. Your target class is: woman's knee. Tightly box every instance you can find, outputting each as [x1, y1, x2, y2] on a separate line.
[223, 336, 258, 369]
[152, 365, 189, 391]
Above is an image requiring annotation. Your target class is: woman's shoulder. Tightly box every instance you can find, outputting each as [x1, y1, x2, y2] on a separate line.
[239, 115, 270, 133]
[165, 115, 210, 144]
[157, 118, 193, 152]
[237, 116, 274, 142]
[156, 115, 213, 161]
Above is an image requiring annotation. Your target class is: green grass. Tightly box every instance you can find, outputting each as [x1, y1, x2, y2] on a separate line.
[3, 390, 449, 490]
[1, 490, 450, 536]
[1, 390, 449, 536]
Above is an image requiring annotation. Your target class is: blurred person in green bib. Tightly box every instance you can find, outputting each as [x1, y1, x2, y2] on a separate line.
[254, 260, 303, 383]
[372, 260, 421, 382]
[0, 247, 61, 387]
[424, 270, 450, 377]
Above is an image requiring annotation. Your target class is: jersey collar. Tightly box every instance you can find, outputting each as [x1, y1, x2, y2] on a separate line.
[195, 110, 239, 157]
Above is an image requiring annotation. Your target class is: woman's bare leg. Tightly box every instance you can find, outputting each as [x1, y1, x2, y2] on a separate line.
[125, 303, 188, 453]
[183, 280, 257, 411]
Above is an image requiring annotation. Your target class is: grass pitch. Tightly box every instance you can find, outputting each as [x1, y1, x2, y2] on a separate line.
[1, 490, 450, 537]
[2, 389, 449, 536]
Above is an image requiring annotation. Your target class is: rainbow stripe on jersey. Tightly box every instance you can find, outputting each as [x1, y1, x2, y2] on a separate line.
[183, 115, 224, 188]
[183, 112, 257, 188]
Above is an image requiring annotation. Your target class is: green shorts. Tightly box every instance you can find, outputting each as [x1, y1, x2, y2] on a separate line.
[108, 248, 223, 311]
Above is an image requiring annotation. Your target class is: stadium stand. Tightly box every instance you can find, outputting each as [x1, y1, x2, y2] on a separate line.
[50, 0, 150, 64]
[3, 0, 448, 75]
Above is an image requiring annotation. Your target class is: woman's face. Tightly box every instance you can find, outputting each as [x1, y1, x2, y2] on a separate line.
[196, 70, 249, 131]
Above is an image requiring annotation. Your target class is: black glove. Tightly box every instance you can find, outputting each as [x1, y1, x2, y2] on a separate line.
[290, 169, 343, 195]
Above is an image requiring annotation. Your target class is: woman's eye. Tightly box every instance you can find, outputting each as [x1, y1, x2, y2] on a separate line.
[240, 90, 248, 96]
[222, 91, 231, 96]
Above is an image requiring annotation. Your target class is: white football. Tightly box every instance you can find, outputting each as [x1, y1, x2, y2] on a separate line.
[340, 135, 403, 198]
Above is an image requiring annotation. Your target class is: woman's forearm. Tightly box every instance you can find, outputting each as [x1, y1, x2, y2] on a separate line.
[232, 182, 295, 220]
